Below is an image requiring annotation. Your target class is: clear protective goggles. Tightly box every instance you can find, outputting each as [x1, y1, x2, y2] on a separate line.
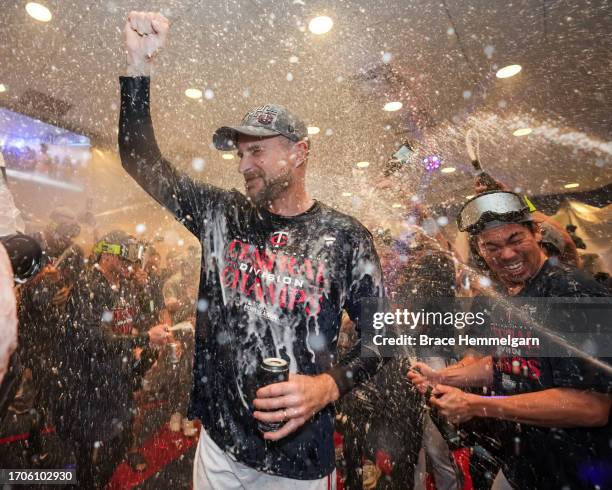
[93, 240, 146, 263]
[457, 191, 532, 234]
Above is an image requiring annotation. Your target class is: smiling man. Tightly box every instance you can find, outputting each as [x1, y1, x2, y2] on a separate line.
[409, 191, 612, 489]
[118, 11, 383, 490]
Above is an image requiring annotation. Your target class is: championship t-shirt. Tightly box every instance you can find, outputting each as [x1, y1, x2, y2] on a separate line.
[491, 260, 612, 489]
[119, 76, 384, 479]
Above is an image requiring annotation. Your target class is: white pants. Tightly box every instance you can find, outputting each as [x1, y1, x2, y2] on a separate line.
[491, 470, 514, 490]
[193, 428, 336, 490]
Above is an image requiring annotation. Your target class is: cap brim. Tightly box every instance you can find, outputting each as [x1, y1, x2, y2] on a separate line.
[213, 125, 279, 150]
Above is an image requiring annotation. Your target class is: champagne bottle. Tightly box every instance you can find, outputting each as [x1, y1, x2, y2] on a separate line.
[424, 385, 466, 450]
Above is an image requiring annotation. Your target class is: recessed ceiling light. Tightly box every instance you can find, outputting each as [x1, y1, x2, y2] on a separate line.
[0, 84, 6, 93]
[221, 154, 234, 160]
[496, 64, 522, 79]
[441, 167, 456, 174]
[307, 126, 320, 135]
[185, 88, 202, 99]
[564, 183, 580, 189]
[341, 192, 352, 197]
[391, 203, 403, 208]
[383, 101, 403, 112]
[356, 161, 370, 168]
[26, 2, 52, 22]
[308, 16, 333, 35]
[513, 127, 532, 137]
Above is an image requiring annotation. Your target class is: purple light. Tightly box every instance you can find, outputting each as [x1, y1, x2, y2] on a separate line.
[422, 155, 442, 172]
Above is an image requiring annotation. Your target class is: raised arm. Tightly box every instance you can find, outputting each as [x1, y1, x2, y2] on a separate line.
[119, 12, 226, 237]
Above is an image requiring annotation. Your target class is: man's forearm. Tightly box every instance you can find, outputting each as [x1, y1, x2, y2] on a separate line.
[119, 76, 162, 166]
[469, 388, 611, 428]
[327, 341, 386, 397]
[438, 355, 493, 387]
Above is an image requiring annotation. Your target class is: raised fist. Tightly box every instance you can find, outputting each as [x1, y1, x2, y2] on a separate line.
[124, 11, 169, 76]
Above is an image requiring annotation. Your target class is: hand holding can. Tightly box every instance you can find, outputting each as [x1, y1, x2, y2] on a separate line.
[254, 357, 289, 433]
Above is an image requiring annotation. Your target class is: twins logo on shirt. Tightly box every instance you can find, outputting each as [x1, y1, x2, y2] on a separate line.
[269, 231, 289, 248]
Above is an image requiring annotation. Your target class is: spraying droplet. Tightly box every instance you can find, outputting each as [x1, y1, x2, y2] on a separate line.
[192, 158, 205, 172]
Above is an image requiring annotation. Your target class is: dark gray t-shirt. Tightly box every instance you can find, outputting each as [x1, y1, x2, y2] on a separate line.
[119, 76, 384, 479]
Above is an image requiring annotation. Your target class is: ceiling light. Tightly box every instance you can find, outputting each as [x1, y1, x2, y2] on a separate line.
[356, 161, 370, 168]
[422, 155, 442, 172]
[26, 2, 52, 22]
[496, 64, 522, 79]
[185, 88, 202, 99]
[383, 101, 403, 112]
[341, 192, 352, 197]
[308, 16, 333, 35]
[513, 127, 532, 137]
[441, 167, 456, 174]
[564, 183, 580, 189]
[221, 154, 234, 160]
[391, 203, 403, 208]
[0, 84, 6, 93]
[307, 126, 320, 135]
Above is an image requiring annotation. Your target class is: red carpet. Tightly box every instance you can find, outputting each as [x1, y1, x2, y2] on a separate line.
[106, 421, 200, 490]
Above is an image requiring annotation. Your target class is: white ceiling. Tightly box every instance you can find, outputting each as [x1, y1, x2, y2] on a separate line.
[1, 0, 611, 225]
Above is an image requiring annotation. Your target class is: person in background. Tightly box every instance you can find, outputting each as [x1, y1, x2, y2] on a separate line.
[133, 245, 166, 330]
[539, 221, 581, 268]
[389, 218, 464, 490]
[25, 207, 84, 310]
[54, 230, 170, 488]
[15, 207, 84, 466]
[162, 253, 197, 325]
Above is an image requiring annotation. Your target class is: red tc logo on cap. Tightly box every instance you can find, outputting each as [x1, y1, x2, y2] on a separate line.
[257, 113, 274, 125]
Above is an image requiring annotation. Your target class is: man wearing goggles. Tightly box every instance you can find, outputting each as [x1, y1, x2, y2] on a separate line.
[457, 191, 542, 289]
[55, 230, 169, 488]
[93, 238, 146, 264]
[410, 191, 611, 489]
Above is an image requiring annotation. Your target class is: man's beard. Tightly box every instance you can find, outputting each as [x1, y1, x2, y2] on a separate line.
[249, 169, 294, 207]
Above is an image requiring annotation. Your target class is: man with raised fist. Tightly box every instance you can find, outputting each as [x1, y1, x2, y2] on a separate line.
[119, 11, 384, 489]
